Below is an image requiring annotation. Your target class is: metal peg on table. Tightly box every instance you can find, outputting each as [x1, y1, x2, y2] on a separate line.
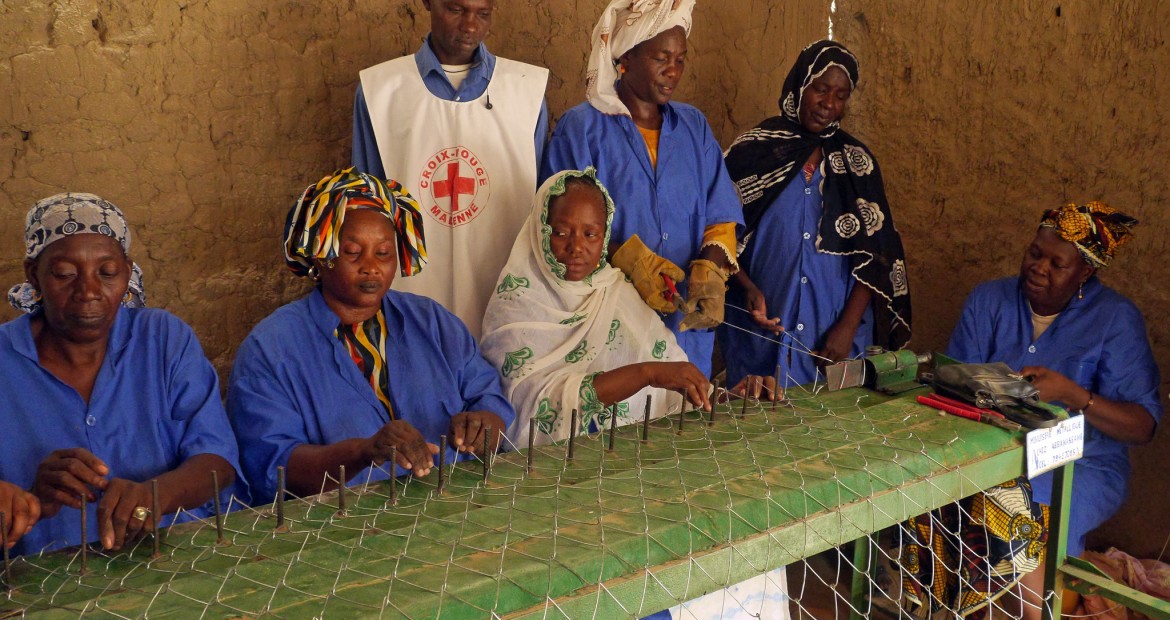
[151, 479, 161, 559]
[436, 440, 447, 493]
[482, 431, 492, 486]
[774, 364, 783, 404]
[706, 376, 716, 425]
[741, 380, 750, 418]
[567, 409, 578, 461]
[80, 494, 88, 575]
[387, 447, 398, 506]
[337, 465, 347, 514]
[1, 511, 9, 587]
[212, 470, 226, 545]
[526, 419, 535, 475]
[677, 392, 686, 433]
[607, 405, 617, 451]
[642, 395, 651, 441]
[275, 466, 286, 530]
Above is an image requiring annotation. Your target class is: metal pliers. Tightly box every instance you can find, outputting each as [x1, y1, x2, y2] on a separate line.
[661, 274, 688, 314]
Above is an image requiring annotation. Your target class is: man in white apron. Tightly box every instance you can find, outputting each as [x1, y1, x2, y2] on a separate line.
[353, 0, 549, 337]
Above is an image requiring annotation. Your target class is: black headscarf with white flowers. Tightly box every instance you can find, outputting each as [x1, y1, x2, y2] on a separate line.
[724, 40, 911, 350]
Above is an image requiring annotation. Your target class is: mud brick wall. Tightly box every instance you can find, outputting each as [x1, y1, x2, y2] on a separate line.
[2, 0, 1166, 555]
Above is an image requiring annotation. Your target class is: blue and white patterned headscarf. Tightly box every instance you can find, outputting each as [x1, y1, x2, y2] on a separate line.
[8, 193, 146, 313]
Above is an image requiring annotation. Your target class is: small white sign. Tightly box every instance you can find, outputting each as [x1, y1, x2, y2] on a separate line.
[1026, 414, 1085, 479]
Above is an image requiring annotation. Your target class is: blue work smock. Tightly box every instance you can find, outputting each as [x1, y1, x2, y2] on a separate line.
[542, 101, 743, 375]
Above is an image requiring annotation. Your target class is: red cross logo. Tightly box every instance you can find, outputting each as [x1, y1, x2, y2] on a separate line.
[432, 162, 476, 212]
[418, 146, 492, 228]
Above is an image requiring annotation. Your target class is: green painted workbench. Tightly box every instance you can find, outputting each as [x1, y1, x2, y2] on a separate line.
[0, 386, 1036, 618]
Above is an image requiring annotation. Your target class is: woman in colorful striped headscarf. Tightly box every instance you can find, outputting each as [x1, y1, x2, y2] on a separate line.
[229, 168, 515, 502]
[0, 193, 243, 556]
[941, 201, 1159, 619]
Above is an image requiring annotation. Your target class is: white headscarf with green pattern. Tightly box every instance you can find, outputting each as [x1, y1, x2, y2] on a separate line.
[482, 168, 686, 447]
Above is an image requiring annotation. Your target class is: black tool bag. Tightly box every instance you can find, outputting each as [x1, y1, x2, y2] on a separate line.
[932, 362, 1060, 429]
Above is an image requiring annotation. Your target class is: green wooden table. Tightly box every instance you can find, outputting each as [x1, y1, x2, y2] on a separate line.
[1, 386, 1038, 619]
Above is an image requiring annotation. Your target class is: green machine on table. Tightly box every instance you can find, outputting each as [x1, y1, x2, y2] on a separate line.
[1, 383, 1037, 619]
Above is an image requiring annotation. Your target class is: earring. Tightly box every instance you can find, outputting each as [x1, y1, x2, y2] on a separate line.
[325, 259, 335, 270]
[122, 289, 132, 303]
[1078, 282, 1084, 300]
[307, 265, 320, 281]
[32, 289, 42, 303]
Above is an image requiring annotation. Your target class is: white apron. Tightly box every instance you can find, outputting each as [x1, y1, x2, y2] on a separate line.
[360, 56, 548, 337]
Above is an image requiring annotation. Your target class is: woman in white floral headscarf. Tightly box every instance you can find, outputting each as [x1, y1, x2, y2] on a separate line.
[482, 168, 712, 448]
[719, 40, 911, 388]
[484, 168, 790, 620]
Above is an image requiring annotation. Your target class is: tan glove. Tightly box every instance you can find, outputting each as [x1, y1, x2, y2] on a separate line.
[610, 235, 686, 314]
[680, 259, 729, 331]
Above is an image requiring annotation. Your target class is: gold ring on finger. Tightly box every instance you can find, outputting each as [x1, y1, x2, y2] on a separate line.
[132, 506, 151, 521]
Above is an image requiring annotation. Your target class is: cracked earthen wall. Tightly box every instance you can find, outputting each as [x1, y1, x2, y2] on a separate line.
[2, 1, 1167, 555]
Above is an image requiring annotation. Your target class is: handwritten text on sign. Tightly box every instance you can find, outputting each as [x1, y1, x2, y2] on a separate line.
[1026, 414, 1085, 479]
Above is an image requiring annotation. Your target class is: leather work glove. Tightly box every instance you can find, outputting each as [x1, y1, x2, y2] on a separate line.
[610, 235, 686, 314]
[680, 259, 729, 331]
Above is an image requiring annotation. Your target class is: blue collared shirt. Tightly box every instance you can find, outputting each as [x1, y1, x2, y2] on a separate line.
[541, 101, 744, 375]
[228, 288, 516, 502]
[352, 36, 549, 178]
[718, 167, 872, 388]
[946, 276, 1161, 554]
[0, 308, 245, 556]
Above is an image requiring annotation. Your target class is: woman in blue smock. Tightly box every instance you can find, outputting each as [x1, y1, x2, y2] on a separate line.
[719, 41, 911, 389]
[229, 169, 515, 502]
[0, 193, 242, 556]
[541, 0, 742, 377]
[946, 202, 1159, 619]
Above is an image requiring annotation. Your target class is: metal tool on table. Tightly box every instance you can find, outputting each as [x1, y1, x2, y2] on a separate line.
[932, 361, 1061, 429]
[916, 392, 1023, 432]
[824, 347, 933, 394]
[661, 274, 687, 313]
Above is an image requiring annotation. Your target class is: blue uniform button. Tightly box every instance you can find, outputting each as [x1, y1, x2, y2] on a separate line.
[662, 232, 668, 241]
[804, 187, 812, 195]
[800, 276, 808, 284]
[796, 323, 805, 331]
[803, 232, 811, 240]
[85, 415, 97, 427]
[1028, 345, 1036, 353]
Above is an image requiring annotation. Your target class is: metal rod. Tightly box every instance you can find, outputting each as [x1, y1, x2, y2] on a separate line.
[338, 465, 347, 514]
[608, 404, 617, 450]
[80, 494, 87, 575]
[642, 395, 651, 441]
[1, 511, 9, 587]
[150, 479, 161, 558]
[567, 409, 578, 461]
[677, 393, 686, 434]
[774, 364, 783, 403]
[741, 381, 750, 417]
[526, 419, 535, 475]
[708, 392, 716, 426]
[275, 466, 286, 530]
[212, 470, 225, 544]
[388, 447, 397, 505]
[437, 436, 447, 494]
[482, 431, 491, 486]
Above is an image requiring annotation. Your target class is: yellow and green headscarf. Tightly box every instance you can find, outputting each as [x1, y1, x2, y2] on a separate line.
[283, 168, 427, 278]
[1040, 201, 1137, 269]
